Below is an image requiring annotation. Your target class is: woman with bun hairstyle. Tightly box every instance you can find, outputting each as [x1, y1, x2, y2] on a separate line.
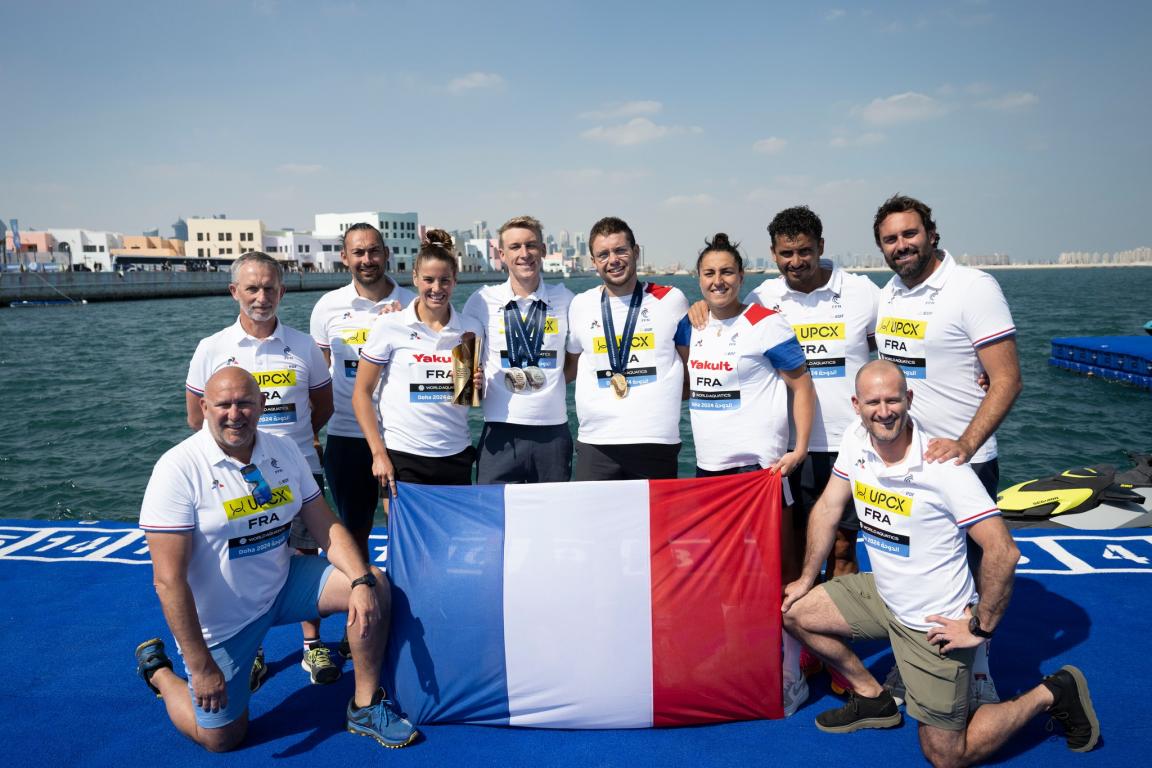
[673, 233, 815, 479]
[352, 229, 485, 493]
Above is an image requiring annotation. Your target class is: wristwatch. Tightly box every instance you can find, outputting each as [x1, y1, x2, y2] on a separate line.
[350, 572, 378, 590]
[969, 613, 994, 639]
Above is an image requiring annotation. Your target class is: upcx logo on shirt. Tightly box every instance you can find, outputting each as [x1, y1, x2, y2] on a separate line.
[253, 369, 298, 387]
[877, 317, 926, 339]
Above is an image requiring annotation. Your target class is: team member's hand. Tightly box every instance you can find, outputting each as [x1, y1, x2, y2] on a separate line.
[377, 300, 402, 315]
[781, 578, 814, 614]
[472, 365, 484, 397]
[687, 300, 710, 330]
[925, 609, 983, 654]
[189, 657, 228, 713]
[347, 574, 383, 639]
[771, 449, 807, 477]
[924, 437, 973, 465]
[372, 451, 398, 498]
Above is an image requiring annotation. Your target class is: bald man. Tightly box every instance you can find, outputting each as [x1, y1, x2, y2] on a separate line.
[135, 367, 417, 752]
[781, 361, 1098, 765]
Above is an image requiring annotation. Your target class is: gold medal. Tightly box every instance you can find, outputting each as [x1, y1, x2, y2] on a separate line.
[610, 372, 629, 399]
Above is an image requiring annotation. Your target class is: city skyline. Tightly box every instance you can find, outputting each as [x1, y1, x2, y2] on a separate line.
[2, 1, 1149, 266]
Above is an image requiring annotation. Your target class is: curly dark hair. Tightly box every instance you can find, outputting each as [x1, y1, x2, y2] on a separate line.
[768, 206, 823, 245]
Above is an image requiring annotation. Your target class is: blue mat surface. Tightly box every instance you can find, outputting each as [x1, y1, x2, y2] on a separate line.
[1, 520, 1147, 767]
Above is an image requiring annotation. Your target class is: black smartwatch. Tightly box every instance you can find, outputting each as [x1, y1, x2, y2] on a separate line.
[350, 572, 377, 590]
[969, 614, 994, 639]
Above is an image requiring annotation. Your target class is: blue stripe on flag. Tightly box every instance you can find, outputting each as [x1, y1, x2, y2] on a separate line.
[385, 482, 511, 725]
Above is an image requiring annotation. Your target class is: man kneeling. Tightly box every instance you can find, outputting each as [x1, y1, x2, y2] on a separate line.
[135, 366, 417, 752]
[782, 361, 1098, 767]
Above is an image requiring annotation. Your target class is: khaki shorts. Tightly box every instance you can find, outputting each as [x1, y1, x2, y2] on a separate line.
[823, 572, 976, 730]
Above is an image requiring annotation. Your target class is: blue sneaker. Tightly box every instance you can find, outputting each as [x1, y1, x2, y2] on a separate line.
[346, 688, 419, 749]
[135, 638, 173, 698]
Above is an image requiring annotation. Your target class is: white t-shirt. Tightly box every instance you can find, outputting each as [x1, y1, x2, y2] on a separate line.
[750, 264, 879, 452]
[832, 418, 1000, 630]
[462, 278, 574, 426]
[674, 304, 807, 471]
[359, 301, 485, 457]
[309, 279, 416, 438]
[567, 282, 689, 445]
[874, 251, 1016, 463]
[139, 429, 322, 645]
[186, 318, 332, 473]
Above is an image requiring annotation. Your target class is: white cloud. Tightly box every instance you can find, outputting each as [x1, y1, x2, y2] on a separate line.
[830, 132, 885, 148]
[978, 92, 1039, 111]
[663, 193, 715, 208]
[447, 72, 506, 93]
[581, 118, 701, 146]
[824, 9, 847, 21]
[579, 100, 663, 120]
[752, 137, 788, 155]
[855, 92, 947, 124]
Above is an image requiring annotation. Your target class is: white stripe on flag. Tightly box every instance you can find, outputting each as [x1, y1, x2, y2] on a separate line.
[502, 480, 655, 728]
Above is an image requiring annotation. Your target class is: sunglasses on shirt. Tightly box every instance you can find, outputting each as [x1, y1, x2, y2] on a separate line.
[241, 463, 273, 506]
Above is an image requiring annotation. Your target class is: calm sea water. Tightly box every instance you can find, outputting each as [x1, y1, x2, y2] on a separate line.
[1, 267, 1149, 521]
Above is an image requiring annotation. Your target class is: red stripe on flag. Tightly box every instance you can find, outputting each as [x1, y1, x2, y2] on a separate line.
[648, 470, 784, 725]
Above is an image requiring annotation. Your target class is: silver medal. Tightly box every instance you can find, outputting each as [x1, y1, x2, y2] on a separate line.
[503, 367, 528, 392]
[523, 365, 546, 391]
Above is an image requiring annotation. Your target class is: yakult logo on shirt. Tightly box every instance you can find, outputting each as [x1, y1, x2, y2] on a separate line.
[413, 353, 453, 364]
[690, 360, 734, 371]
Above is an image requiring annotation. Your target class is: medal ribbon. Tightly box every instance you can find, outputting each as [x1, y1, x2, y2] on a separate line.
[600, 283, 644, 376]
[504, 299, 547, 368]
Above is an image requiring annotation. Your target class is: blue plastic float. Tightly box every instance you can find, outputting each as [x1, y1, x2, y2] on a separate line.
[1049, 335, 1152, 390]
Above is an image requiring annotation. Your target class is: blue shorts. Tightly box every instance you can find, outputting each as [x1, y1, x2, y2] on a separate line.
[185, 554, 335, 729]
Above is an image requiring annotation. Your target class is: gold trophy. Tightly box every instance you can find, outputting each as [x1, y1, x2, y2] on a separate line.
[452, 331, 482, 407]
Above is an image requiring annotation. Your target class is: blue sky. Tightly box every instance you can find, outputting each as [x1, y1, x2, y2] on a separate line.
[2, 0, 1149, 266]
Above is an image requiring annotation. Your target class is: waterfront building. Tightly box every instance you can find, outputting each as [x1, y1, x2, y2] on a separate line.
[262, 229, 339, 271]
[108, 235, 187, 271]
[314, 210, 420, 271]
[185, 217, 264, 262]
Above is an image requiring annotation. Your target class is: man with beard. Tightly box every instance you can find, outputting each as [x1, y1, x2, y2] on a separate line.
[872, 195, 1021, 498]
[186, 251, 337, 686]
[463, 216, 575, 483]
[750, 206, 879, 577]
[781, 361, 1099, 765]
[871, 195, 1022, 707]
[310, 224, 415, 560]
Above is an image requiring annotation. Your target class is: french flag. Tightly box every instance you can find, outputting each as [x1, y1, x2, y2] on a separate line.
[383, 470, 784, 728]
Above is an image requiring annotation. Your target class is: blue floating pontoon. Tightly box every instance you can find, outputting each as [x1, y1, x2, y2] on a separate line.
[1050, 335, 1152, 390]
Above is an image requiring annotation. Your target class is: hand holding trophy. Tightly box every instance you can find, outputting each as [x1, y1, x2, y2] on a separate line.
[452, 331, 482, 407]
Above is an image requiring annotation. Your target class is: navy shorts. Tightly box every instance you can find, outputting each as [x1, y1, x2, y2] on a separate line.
[573, 441, 680, 481]
[476, 422, 573, 484]
[787, 452, 858, 531]
[323, 435, 381, 531]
